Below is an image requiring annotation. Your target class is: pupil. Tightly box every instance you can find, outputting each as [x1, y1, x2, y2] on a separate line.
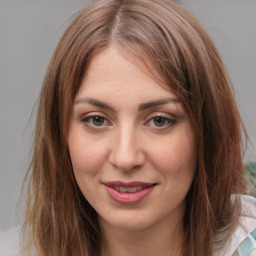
[93, 116, 104, 126]
[154, 117, 165, 127]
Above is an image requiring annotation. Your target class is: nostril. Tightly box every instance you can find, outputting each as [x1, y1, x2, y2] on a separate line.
[109, 150, 146, 172]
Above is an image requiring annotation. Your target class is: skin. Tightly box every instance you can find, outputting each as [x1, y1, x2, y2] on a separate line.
[68, 47, 197, 256]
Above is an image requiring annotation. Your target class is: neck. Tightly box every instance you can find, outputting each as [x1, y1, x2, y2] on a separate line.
[99, 216, 184, 256]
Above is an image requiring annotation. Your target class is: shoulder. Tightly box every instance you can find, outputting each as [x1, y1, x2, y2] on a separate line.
[216, 195, 256, 256]
[0, 226, 23, 256]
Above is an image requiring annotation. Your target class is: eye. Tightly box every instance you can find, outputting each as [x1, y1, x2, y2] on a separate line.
[81, 115, 109, 127]
[147, 115, 176, 128]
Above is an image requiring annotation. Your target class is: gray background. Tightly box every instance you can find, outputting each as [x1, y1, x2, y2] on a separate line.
[0, 0, 255, 231]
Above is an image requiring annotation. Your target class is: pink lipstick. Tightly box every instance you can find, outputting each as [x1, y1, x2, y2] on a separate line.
[103, 181, 156, 204]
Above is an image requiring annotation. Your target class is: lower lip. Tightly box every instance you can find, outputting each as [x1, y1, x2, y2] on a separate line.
[104, 185, 156, 204]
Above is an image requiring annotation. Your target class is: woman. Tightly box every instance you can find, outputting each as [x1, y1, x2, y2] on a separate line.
[1, 0, 256, 255]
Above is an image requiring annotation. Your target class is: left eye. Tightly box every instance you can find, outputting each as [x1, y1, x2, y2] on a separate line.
[148, 116, 176, 128]
[82, 115, 108, 127]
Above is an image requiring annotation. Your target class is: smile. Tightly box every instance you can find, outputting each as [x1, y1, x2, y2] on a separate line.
[102, 181, 157, 204]
[113, 186, 145, 193]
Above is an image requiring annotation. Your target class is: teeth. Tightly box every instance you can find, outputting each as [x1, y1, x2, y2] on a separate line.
[136, 186, 143, 191]
[128, 187, 137, 192]
[114, 186, 144, 193]
[120, 187, 128, 193]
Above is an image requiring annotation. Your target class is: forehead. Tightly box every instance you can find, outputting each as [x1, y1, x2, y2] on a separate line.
[77, 46, 174, 100]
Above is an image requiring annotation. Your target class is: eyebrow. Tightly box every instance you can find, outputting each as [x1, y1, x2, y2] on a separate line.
[138, 98, 180, 111]
[74, 97, 180, 111]
[74, 97, 115, 111]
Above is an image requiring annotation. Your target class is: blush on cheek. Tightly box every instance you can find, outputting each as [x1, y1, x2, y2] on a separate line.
[69, 142, 107, 177]
[71, 154, 99, 175]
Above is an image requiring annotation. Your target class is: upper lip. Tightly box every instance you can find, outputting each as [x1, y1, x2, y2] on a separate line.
[102, 181, 156, 187]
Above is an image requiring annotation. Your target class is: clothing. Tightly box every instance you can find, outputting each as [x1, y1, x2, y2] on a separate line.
[215, 195, 256, 256]
[1, 195, 255, 256]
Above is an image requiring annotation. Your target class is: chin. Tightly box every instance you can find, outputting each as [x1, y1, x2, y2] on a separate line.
[99, 210, 154, 232]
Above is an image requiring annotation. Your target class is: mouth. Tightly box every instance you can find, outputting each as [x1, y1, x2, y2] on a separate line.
[112, 186, 146, 193]
[102, 181, 157, 204]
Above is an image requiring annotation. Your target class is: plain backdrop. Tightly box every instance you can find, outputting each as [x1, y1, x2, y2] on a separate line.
[0, 0, 255, 231]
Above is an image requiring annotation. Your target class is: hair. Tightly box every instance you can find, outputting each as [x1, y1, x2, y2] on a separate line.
[22, 0, 248, 255]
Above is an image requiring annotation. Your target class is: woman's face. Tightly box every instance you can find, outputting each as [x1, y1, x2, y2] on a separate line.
[68, 47, 197, 232]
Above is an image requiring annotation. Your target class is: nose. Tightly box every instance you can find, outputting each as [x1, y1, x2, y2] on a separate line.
[109, 125, 146, 172]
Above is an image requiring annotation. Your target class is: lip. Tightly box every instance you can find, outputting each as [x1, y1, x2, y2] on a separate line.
[102, 181, 157, 204]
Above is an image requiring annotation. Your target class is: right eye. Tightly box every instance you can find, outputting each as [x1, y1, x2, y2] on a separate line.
[81, 115, 109, 127]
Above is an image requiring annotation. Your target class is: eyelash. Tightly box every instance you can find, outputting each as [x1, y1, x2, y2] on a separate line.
[81, 115, 110, 128]
[80, 114, 177, 129]
[146, 115, 177, 128]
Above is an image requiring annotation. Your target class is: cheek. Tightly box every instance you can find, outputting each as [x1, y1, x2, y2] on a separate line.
[148, 131, 197, 179]
[68, 133, 109, 201]
[68, 132, 107, 176]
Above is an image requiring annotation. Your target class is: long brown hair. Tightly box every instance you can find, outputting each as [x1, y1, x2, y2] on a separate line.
[22, 0, 248, 255]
